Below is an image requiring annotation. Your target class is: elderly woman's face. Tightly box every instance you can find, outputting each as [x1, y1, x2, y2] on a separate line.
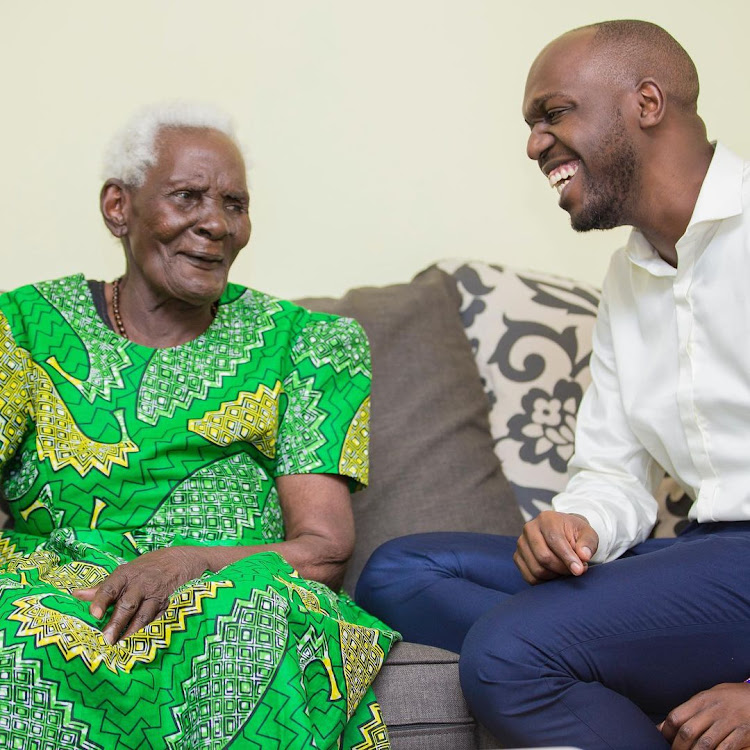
[123, 127, 251, 305]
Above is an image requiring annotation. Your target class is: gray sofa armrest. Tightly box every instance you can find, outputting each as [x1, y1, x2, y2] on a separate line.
[373, 642, 478, 749]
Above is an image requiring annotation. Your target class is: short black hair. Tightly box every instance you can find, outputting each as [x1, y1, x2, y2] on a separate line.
[575, 20, 699, 111]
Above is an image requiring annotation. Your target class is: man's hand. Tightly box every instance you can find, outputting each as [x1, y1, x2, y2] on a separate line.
[72, 547, 209, 644]
[659, 683, 750, 749]
[513, 510, 599, 585]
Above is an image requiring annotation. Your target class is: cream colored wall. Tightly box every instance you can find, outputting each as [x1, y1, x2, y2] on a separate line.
[2, 1, 748, 299]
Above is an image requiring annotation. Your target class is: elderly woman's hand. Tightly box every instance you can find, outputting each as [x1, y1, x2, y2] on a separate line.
[72, 474, 355, 644]
[72, 547, 210, 644]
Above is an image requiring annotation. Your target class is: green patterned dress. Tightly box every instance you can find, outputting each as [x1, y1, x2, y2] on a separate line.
[0, 274, 398, 749]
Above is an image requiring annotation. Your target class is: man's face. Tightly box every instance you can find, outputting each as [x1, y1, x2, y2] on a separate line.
[522, 31, 640, 232]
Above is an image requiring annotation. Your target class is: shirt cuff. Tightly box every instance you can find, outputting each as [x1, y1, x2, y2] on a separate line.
[551, 496, 614, 564]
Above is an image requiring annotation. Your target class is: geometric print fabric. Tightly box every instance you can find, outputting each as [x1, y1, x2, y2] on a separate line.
[135, 292, 282, 426]
[275, 371, 327, 477]
[0, 275, 396, 748]
[187, 382, 282, 458]
[0, 312, 32, 460]
[132, 453, 269, 552]
[292, 317, 372, 380]
[167, 587, 289, 749]
[0, 634, 99, 750]
[339, 396, 370, 486]
[36, 274, 132, 405]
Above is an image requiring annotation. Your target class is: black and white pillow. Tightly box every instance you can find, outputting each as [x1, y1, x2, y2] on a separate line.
[436, 259, 689, 536]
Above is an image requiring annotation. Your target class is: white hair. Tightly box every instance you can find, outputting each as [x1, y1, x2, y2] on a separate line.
[102, 101, 241, 186]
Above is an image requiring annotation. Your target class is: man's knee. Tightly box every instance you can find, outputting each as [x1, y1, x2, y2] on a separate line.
[356, 537, 407, 610]
[459, 604, 542, 737]
[355, 532, 463, 616]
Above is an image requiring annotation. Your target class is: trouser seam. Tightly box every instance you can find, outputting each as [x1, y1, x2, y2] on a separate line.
[542, 669, 617, 750]
[548, 615, 750, 662]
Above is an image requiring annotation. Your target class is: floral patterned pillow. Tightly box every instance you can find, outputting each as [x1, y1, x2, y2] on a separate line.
[435, 259, 689, 536]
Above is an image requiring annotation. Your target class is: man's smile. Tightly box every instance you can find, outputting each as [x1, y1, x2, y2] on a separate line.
[547, 161, 580, 195]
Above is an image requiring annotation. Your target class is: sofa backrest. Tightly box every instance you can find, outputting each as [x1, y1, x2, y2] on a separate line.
[301, 260, 691, 593]
[298, 266, 524, 593]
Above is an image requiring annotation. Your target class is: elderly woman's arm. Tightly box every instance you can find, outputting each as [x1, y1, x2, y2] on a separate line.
[73, 474, 355, 644]
[209, 474, 356, 587]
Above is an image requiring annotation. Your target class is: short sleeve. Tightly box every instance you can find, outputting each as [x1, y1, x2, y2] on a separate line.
[0, 309, 33, 465]
[274, 314, 371, 488]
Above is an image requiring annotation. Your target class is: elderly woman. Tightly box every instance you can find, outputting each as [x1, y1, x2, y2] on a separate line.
[0, 103, 397, 748]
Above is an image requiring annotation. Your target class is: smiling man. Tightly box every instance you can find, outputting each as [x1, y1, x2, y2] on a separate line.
[356, 20, 750, 749]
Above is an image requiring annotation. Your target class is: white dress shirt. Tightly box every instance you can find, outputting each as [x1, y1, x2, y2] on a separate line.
[552, 143, 750, 563]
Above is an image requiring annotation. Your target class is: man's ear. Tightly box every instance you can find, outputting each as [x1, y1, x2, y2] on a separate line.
[636, 79, 665, 129]
[100, 179, 131, 238]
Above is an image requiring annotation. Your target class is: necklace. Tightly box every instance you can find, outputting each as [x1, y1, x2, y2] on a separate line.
[111, 276, 128, 338]
[111, 277, 219, 341]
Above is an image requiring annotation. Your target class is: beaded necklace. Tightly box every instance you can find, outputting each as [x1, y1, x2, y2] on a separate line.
[111, 277, 218, 340]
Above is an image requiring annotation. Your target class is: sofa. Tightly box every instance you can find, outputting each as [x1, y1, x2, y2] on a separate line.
[299, 259, 691, 749]
[0, 261, 688, 749]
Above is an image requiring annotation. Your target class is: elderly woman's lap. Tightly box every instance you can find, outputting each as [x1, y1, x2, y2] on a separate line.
[0, 546, 393, 748]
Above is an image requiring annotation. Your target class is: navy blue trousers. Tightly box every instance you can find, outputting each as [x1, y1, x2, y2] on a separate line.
[355, 523, 750, 749]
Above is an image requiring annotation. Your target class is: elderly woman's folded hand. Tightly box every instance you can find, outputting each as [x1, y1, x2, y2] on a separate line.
[72, 547, 210, 644]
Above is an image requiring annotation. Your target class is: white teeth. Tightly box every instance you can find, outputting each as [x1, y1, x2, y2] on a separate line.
[548, 163, 579, 188]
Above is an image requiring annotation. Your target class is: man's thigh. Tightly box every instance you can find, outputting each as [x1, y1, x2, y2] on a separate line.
[466, 526, 750, 716]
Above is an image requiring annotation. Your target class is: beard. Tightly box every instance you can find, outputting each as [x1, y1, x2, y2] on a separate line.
[571, 110, 640, 232]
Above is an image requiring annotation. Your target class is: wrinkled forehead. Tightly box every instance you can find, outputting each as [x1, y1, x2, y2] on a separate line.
[155, 127, 244, 165]
[148, 127, 248, 186]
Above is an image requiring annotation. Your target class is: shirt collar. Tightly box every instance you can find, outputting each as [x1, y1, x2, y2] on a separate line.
[689, 141, 744, 224]
[625, 142, 746, 276]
